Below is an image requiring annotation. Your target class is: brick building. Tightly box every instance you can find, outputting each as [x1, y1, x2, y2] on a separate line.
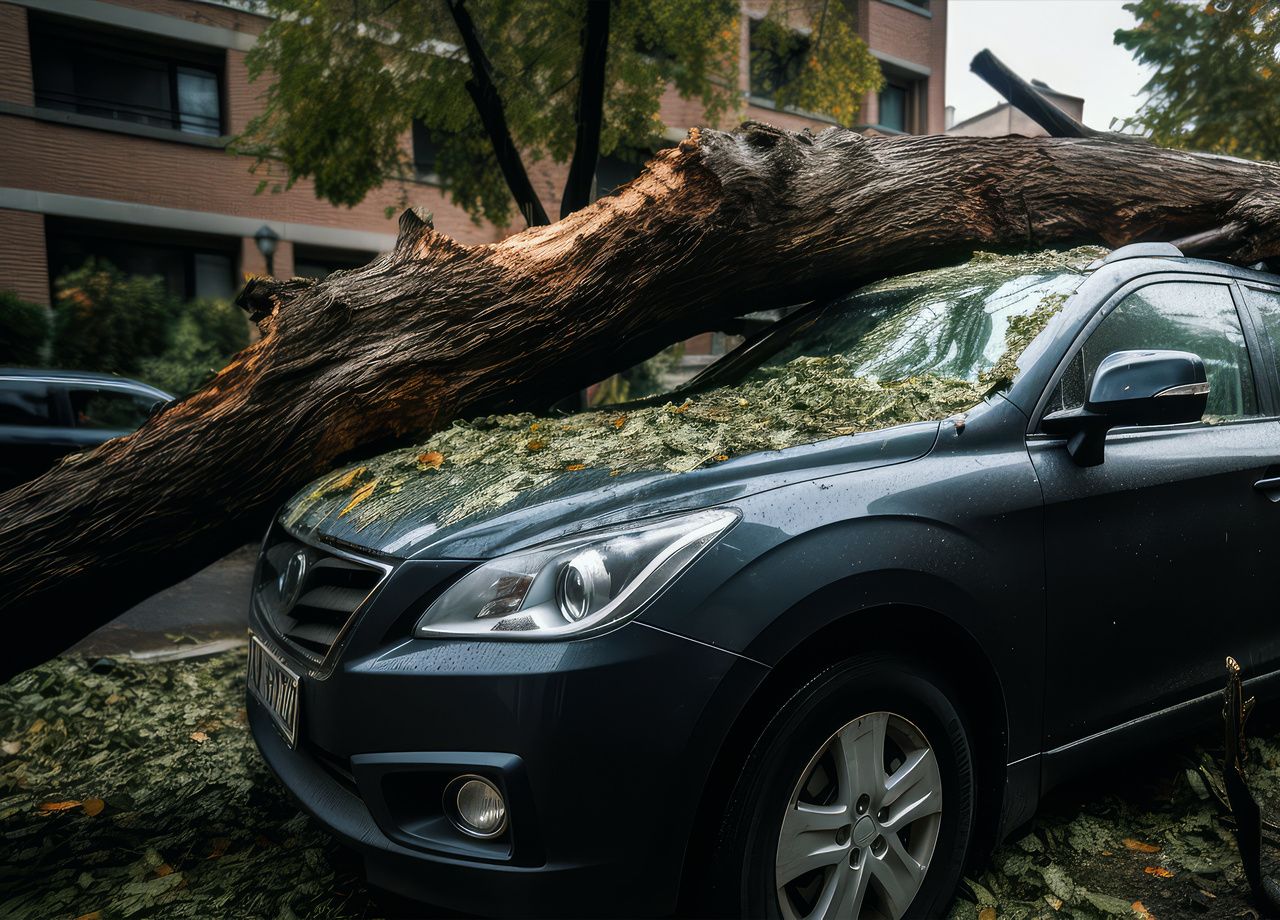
[0, 0, 944, 313]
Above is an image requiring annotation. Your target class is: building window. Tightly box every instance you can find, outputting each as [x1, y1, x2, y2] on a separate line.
[29, 16, 223, 137]
[46, 219, 236, 301]
[879, 82, 910, 132]
[412, 120, 441, 181]
[294, 246, 371, 281]
[748, 17, 810, 104]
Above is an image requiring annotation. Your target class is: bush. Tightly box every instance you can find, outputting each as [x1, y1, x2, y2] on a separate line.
[50, 259, 172, 376]
[48, 259, 252, 396]
[136, 299, 252, 396]
[0, 291, 49, 365]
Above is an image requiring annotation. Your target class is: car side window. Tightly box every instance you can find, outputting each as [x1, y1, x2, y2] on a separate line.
[1049, 281, 1259, 422]
[1241, 285, 1280, 381]
[0, 381, 55, 427]
[68, 388, 157, 431]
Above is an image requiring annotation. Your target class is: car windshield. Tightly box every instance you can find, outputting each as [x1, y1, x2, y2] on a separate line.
[682, 251, 1095, 397]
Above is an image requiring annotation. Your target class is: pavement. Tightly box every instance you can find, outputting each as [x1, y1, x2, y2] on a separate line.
[66, 545, 257, 659]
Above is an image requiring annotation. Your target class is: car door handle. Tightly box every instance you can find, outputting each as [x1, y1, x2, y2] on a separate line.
[1254, 476, 1280, 501]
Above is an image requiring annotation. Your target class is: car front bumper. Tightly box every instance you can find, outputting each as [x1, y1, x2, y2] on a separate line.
[248, 611, 769, 916]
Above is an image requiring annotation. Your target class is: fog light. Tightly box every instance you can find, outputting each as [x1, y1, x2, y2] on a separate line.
[444, 775, 507, 838]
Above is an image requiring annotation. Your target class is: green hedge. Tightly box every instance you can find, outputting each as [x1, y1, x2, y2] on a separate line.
[29, 259, 254, 396]
[0, 291, 49, 366]
[50, 259, 172, 377]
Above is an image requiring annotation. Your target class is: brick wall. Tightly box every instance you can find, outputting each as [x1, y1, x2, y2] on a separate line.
[0, 3, 33, 106]
[863, 0, 947, 134]
[0, 208, 50, 305]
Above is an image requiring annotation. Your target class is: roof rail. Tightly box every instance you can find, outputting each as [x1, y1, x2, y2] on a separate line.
[1099, 242, 1185, 265]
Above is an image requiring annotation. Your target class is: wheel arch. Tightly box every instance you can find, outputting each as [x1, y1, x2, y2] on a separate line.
[677, 597, 1011, 912]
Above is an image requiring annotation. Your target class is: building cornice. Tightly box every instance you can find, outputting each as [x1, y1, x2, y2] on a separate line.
[0, 188, 394, 254]
[6, 0, 258, 51]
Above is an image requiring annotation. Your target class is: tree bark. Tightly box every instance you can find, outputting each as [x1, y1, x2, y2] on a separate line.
[4, 124, 1280, 679]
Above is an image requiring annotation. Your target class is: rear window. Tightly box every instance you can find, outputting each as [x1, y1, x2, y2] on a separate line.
[0, 381, 55, 427]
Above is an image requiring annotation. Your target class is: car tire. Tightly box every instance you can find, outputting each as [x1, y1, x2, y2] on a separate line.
[707, 654, 975, 919]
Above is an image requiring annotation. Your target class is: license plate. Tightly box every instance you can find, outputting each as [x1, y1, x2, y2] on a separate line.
[247, 634, 300, 748]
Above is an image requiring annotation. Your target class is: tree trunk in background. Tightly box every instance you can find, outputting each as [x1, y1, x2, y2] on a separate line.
[4, 123, 1280, 679]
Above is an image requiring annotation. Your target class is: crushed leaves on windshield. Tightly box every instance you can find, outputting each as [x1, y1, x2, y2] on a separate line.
[284, 248, 1100, 541]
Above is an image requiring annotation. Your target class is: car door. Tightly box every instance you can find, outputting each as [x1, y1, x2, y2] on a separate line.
[1029, 275, 1280, 749]
[0, 378, 76, 490]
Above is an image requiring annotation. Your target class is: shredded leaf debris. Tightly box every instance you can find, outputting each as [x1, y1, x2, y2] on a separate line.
[285, 249, 1097, 543]
[0, 652, 372, 919]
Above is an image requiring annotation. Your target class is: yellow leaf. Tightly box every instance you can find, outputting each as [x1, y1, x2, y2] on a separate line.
[330, 466, 368, 491]
[190, 731, 209, 744]
[979, 908, 997, 920]
[715, 454, 729, 462]
[417, 450, 444, 470]
[529, 421, 539, 431]
[526, 439, 546, 451]
[81, 798, 105, 817]
[1045, 895, 1063, 911]
[1132, 901, 1156, 920]
[154, 863, 174, 878]
[613, 415, 627, 429]
[338, 478, 379, 517]
[1144, 866, 1174, 878]
[565, 463, 585, 471]
[38, 800, 81, 813]
[105, 693, 123, 705]
[27, 718, 46, 735]
[1122, 838, 1160, 853]
[609, 469, 620, 477]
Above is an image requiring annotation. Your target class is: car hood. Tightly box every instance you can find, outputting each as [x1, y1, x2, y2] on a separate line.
[280, 414, 941, 560]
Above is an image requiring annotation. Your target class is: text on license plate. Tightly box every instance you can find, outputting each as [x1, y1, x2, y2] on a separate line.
[247, 634, 300, 748]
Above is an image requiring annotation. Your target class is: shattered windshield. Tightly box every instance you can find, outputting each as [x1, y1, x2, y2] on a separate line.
[683, 250, 1095, 396]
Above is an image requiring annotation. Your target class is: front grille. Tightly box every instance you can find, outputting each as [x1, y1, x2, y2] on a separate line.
[255, 527, 388, 667]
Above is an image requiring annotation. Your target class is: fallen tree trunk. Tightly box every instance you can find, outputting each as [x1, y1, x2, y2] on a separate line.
[3, 123, 1280, 679]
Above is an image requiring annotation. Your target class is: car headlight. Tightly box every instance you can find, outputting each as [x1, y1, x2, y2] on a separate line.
[414, 508, 738, 639]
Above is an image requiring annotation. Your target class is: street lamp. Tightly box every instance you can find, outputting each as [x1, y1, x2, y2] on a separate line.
[254, 225, 280, 276]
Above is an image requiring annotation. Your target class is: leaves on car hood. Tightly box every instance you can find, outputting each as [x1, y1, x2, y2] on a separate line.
[283, 249, 1091, 547]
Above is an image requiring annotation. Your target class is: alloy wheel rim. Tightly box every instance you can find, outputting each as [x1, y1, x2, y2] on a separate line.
[775, 711, 943, 920]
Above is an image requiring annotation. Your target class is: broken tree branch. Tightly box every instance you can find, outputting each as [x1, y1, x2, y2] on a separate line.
[970, 49, 1098, 140]
[560, 0, 611, 219]
[1221, 657, 1280, 914]
[445, 0, 550, 227]
[3, 124, 1280, 680]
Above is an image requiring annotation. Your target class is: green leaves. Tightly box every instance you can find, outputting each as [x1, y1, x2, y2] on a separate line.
[1116, 0, 1280, 160]
[239, 0, 883, 225]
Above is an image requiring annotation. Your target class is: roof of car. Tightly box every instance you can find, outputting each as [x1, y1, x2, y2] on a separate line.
[0, 368, 173, 397]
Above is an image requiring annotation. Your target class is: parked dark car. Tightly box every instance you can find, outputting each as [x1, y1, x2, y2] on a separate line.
[247, 243, 1280, 919]
[0, 369, 172, 491]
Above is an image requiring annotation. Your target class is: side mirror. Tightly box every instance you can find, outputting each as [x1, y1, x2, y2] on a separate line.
[1042, 349, 1208, 467]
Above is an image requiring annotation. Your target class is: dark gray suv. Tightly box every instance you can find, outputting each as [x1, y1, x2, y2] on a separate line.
[247, 244, 1280, 918]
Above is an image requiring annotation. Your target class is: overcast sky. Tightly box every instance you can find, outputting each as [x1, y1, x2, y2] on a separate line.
[946, 0, 1155, 131]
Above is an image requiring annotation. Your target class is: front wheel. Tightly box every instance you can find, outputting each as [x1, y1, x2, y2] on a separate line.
[709, 655, 975, 919]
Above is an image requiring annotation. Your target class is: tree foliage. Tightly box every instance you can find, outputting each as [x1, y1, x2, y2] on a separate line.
[0, 291, 49, 366]
[750, 2, 882, 126]
[1116, 0, 1280, 159]
[237, 0, 882, 225]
